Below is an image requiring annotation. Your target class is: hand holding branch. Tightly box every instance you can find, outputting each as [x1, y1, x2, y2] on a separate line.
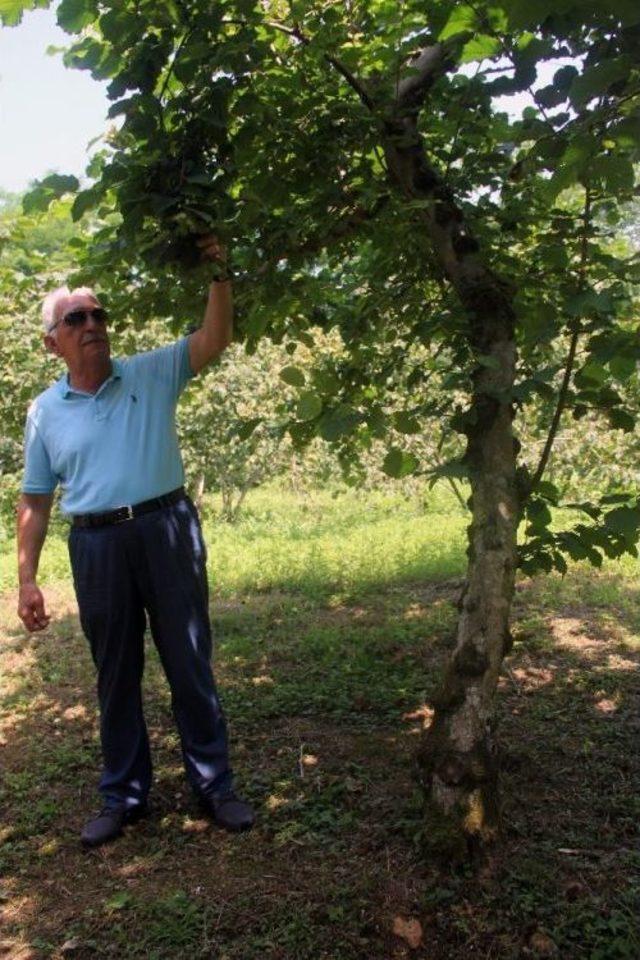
[196, 234, 231, 281]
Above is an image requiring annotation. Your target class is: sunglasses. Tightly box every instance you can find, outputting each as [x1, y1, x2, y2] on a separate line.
[51, 307, 109, 331]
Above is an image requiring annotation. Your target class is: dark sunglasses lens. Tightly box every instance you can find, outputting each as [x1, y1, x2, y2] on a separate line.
[63, 308, 108, 326]
[64, 311, 87, 326]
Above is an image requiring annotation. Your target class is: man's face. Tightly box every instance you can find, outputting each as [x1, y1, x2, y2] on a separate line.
[44, 293, 110, 369]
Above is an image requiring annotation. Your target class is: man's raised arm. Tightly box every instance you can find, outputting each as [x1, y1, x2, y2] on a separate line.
[188, 235, 233, 375]
[17, 492, 54, 632]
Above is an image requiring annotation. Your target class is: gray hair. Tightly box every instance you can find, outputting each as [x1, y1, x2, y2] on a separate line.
[42, 285, 99, 334]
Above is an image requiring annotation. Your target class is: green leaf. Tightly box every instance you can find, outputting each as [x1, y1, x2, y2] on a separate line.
[560, 134, 597, 169]
[578, 361, 608, 386]
[72, 187, 100, 221]
[288, 420, 315, 446]
[560, 531, 592, 561]
[543, 166, 578, 203]
[536, 480, 559, 504]
[540, 245, 569, 269]
[554, 552, 568, 576]
[564, 502, 601, 520]
[564, 288, 612, 318]
[366, 405, 386, 436]
[604, 505, 640, 536]
[607, 408, 636, 432]
[296, 391, 322, 421]
[543, 134, 596, 201]
[318, 406, 360, 441]
[0, 0, 34, 27]
[393, 411, 421, 435]
[438, 4, 478, 40]
[553, 64, 579, 92]
[22, 174, 80, 214]
[609, 355, 636, 382]
[235, 417, 263, 440]
[279, 365, 305, 387]
[569, 57, 631, 108]
[297, 331, 315, 349]
[611, 117, 640, 149]
[600, 492, 634, 504]
[313, 369, 340, 395]
[503, 0, 552, 28]
[39, 173, 79, 193]
[57, 0, 96, 33]
[460, 35, 501, 63]
[383, 447, 419, 479]
[526, 499, 552, 532]
[516, 299, 558, 341]
[590, 156, 635, 195]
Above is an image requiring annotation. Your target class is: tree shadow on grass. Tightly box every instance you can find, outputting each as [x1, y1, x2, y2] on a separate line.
[0, 572, 638, 959]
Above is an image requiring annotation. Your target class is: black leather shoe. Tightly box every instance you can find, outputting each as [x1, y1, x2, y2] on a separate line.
[81, 803, 148, 848]
[200, 792, 255, 833]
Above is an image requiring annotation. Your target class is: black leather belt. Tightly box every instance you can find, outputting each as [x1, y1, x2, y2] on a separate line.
[72, 487, 186, 528]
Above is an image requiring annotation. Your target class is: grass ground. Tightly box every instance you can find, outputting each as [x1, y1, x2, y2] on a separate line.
[1, 484, 639, 959]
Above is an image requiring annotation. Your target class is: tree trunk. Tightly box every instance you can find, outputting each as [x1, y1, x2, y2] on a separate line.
[230, 484, 249, 523]
[195, 472, 206, 514]
[416, 302, 518, 857]
[220, 483, 232, 522]
[383, 115, 520, 856]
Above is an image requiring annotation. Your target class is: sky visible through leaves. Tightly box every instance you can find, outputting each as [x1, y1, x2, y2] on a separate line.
[0, 4, 569, 197]
[0, 5, 108, 192]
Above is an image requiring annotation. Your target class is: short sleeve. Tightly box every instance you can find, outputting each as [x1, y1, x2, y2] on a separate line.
[132, 337, 195, 400]
[22, 415, 58, 495]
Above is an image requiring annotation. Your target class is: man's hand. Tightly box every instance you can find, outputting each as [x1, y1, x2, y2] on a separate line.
[18, 581, 50, 632]
[188, 234, 234, 374]
[196, 234, 229, 278]
[17, 492, 53, 631]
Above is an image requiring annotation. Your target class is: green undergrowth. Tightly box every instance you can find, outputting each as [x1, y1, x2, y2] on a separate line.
[0, 481, 470, 595]
[3, 481, 637, 599]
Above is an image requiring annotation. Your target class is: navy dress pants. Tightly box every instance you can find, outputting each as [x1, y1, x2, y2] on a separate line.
[68, 495, 233, 810]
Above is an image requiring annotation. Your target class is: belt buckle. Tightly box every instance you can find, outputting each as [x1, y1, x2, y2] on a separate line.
[115, 504, 134, 523]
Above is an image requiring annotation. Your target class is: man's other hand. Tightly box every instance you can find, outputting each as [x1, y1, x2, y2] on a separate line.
[18, 582, 51, 632]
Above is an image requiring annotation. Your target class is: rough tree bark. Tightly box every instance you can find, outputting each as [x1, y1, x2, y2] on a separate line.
[382, 49, 520, 855]
[277, 28, 521, 852]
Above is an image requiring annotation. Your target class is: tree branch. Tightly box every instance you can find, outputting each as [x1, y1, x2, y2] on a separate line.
[238, 192, 391, 283]
[235, 14, 487, 317]
[263, 19, 377, 111]
[446, 475, 469, 512]
[529, 324, 580, 494]
[529, 185, 592, 494]
[297, 191, 391, 254]
[394, 44, 449, 111]
[159, 27, 195, 104]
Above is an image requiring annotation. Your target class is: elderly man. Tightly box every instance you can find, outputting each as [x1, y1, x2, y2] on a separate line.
[17, 236, 255, 847]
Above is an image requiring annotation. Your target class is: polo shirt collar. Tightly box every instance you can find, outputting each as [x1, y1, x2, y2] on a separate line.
[58, 359, 123, 398]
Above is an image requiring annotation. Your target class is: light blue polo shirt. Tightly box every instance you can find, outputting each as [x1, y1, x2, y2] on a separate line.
[22, 337, 195, 516]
